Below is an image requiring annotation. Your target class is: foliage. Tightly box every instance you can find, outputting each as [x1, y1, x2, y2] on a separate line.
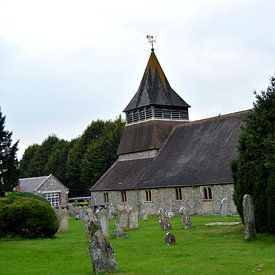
[19, 117, 125, 197]
[0, 108, 19, 196]
[2, 216, 275, 274]
[0, 195, 58, 238]
[6, 191, 49, 203]
[232, 75, 275, 233]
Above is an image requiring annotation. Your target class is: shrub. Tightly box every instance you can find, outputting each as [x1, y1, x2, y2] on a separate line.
[6, 191, 49, 204]
[0, 195, 58, 238]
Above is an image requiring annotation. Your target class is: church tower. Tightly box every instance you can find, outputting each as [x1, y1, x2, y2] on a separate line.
[124, 49, 190, 125]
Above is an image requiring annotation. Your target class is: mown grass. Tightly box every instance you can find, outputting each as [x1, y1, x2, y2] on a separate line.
[1, 215, 275, 274]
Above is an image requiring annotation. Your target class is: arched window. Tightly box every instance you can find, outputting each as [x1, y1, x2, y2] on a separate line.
[208, 187, 212, 199]
[203, 187, 208, 199]
[175, 188, 182, 200]
[145, 190, 152, 202]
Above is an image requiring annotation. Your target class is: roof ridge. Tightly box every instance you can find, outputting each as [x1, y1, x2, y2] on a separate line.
[19, 175, 49, 181]
[175, 109, 250, 129]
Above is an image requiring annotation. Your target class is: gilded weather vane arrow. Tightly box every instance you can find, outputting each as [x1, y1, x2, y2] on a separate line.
[146, 35, 157, 51]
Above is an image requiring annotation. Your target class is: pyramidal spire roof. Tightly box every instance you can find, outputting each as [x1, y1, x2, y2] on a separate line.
[124, 50, 190, 112]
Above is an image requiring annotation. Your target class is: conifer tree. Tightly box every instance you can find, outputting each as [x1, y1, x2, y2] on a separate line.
[232, 75, 275, 233]
[0, 108, 19, 196]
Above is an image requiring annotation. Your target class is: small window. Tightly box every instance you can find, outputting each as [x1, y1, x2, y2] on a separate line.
[208, 187, 212, 199]
[121, 191, 127, 202]
[103, 192, 109, 203]
[44, 192, 60, 207]
[203, 187, 212, 200]
[145, 190, 152, 202]
[175, 188, 182, 200]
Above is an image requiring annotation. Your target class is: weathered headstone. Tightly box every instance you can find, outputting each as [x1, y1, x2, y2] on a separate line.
[220, 197, 228, 217]
[182, 215, 192, 229]
[96, 207, 109, 239]
[84, 208, 117, 273]
[111, 206, 127, 238]
[165, 232, 176, 245]
[179, 206, 192, 229]
[58, 208, 69, 232]
[128, 208, 139, 229]
[243, 194, 256, 240]
[142, 210, 148, 221]
[158, 208, 172, 230]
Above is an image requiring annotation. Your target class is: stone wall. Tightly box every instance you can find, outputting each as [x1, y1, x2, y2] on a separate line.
[91, 184, 236, 215]
[36, 177, 68, 206]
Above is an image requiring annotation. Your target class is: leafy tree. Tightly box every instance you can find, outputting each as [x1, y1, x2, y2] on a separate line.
[80, 116, 124, 194]
[65, 120, 108, 197]
[0, 108, 19, 196]
[19, 144, 40, 178]
[232, 75, 275, 233]
[44, 139, 71, 184]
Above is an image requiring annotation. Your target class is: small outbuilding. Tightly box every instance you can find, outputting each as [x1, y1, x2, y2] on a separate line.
[17, 174, 69, 207]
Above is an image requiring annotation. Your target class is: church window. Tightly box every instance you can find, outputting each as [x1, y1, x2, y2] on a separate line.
[203, 187, 208, 199]
[203, 187, 213, 200]
[208, 187, 212, 199]
[145, 190, 152, 202]
[175, 188, 182, 200]
[103, 192, 109, 203]
[121, 191, 127, 202]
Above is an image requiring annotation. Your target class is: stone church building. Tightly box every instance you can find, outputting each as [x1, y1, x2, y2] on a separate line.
[90, 49, 247, 215]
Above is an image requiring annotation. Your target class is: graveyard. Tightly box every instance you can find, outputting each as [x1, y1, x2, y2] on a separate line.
[1, 214, 275, 274]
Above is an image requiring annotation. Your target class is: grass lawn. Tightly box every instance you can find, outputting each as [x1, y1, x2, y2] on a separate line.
[1, 215, 275, 274]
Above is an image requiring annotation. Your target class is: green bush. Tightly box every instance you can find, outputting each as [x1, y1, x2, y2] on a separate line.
[0, 195, 58, 238]
[6, 191, 49, 204]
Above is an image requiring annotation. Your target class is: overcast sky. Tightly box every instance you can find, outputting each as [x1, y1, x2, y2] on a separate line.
[1, 0, 275, 159]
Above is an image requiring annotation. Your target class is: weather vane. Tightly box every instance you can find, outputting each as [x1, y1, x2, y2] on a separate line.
[146, 35, 157, 51]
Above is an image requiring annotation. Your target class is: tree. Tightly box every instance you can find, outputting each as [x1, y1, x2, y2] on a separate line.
[232, 75, 275, 233]
[65, 120, 108, 197]
[80, 116, 124, 195]
[0, 108, 19, 196]
[19, 144, 40, 178]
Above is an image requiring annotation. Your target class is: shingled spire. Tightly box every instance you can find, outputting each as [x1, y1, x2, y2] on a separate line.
[124, 50, 190, 124]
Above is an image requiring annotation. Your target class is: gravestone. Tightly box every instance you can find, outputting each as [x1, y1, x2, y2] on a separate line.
[220, 197, 228, 217]
[243, 194, 256, 240]
[158, 208, 172, 230]
[142, 210, 148, 221]
[165, 232, 176, 245]
[179, 206, 192, 229]
[111, 206, 127, 238]
[96, 207, 109, 239]
[58, 208, 69, 232]
[128, 208, 139, 229]
[84, 208, 117, 273]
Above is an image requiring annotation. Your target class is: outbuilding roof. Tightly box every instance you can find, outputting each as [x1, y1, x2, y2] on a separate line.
[18, 175, 50, 192]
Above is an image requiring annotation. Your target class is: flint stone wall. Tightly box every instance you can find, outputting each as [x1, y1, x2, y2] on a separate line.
[91, 184, 236, 215]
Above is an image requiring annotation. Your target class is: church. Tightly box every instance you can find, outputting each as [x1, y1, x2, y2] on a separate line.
[90, 47, 247, 215]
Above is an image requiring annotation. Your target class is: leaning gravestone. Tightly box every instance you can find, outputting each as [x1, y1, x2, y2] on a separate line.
[84, 208, 117, 273]
[243, 194, 256, 240]
[220, 197, 228, 217]
[96, 207, 109, 239]
[165, 232, 176, 245]
[58, 208, 69, 232]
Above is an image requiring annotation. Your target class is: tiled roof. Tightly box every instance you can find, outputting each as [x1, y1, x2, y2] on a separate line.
[117, 120, 186, 155]
[91, 111, 248, 191]
[18, 176, 49, 192]
[124, 51, 190, 112]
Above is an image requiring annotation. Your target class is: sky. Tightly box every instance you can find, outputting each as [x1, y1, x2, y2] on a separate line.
[1, 0, 275, 159]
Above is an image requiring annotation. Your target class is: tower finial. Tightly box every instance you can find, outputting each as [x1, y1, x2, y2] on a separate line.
[146, 35, 156, 51]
